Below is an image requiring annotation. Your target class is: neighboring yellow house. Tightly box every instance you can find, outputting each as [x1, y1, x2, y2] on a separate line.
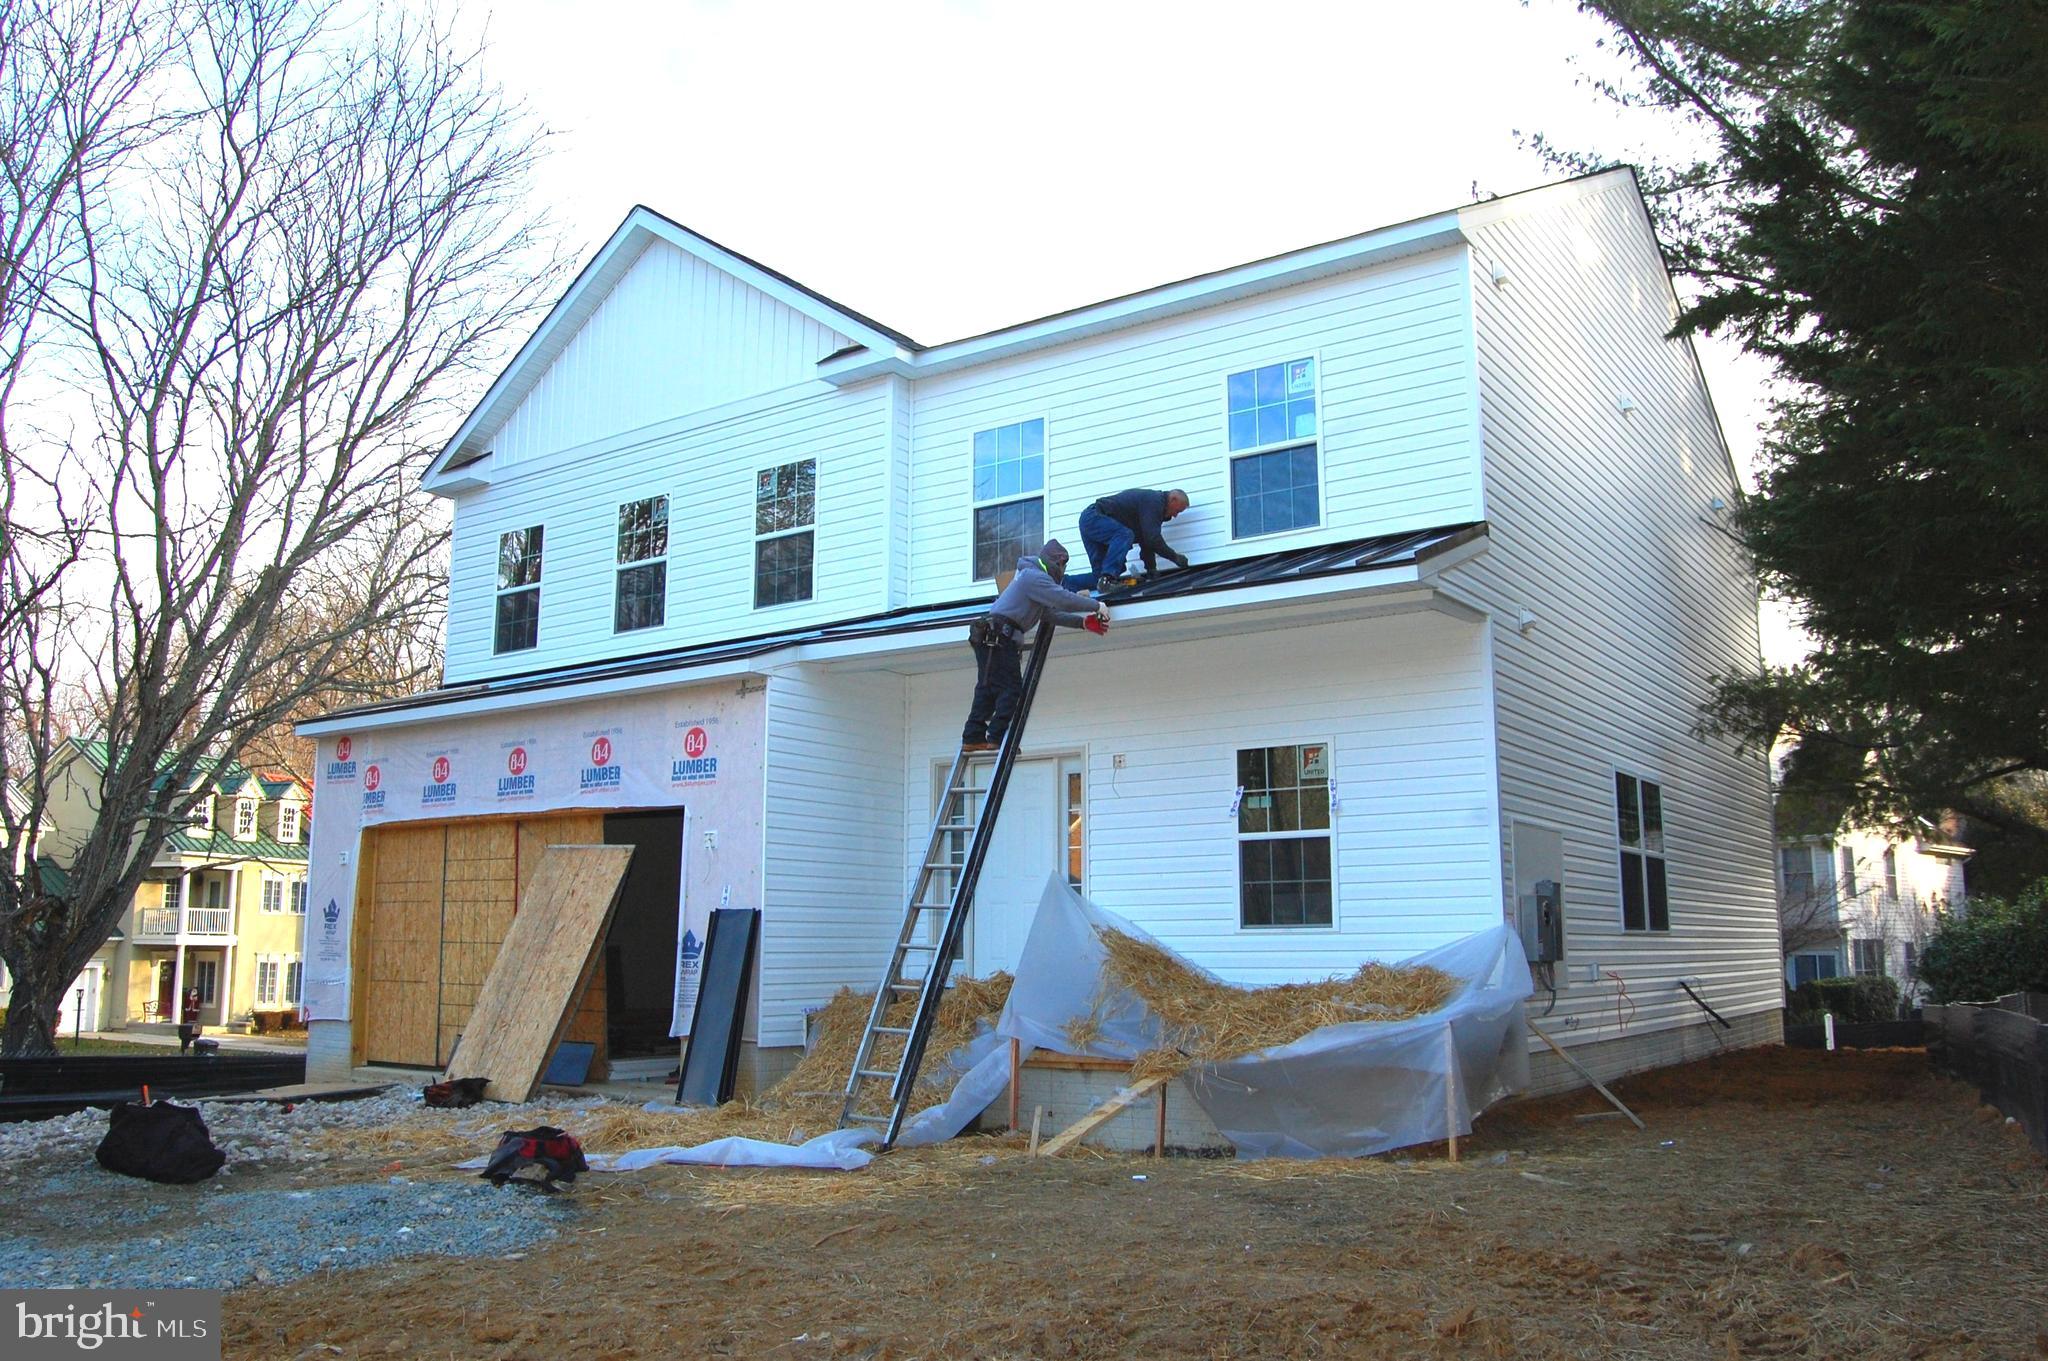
[41, 740, 311, 1034]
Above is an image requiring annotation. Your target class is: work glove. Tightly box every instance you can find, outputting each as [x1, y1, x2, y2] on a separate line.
[1095, 602, 1112, 622]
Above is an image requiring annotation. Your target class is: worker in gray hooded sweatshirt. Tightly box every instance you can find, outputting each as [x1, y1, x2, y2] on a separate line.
[962, 539, 1109, 752]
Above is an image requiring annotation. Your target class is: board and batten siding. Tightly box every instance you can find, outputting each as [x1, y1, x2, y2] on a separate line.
[1442, 175, 1781, 1052]
[900, 609, 1502, 981]
[483, 239, 854, 472]
[444, 383, 893, 682]
[757, 666, 908, 1048]
[905, 249, 1483, 601]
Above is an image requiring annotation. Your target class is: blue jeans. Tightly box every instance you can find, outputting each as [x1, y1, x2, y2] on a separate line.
[1078, 505, 1135, 589]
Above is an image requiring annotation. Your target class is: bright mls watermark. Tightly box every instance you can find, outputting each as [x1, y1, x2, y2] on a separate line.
[4, 1291, 220, 1359]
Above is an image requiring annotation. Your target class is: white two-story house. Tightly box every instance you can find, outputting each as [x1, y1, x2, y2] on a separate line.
[299, 168, 1781, 1097]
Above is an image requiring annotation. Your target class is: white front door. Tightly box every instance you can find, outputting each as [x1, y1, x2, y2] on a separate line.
[966, 759, 1062, 976]
[59, 965, 102, 1035]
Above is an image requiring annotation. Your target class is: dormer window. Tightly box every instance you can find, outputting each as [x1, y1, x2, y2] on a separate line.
[187, 796, 214, 830]
[233, 799, 257, 839]
[279, 803, 303, 843]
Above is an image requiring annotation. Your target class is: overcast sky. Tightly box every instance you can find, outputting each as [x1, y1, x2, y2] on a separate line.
[453, 0, 1801, 660]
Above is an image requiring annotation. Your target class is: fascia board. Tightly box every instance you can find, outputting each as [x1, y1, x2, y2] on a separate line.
[295, 657, 775, 735]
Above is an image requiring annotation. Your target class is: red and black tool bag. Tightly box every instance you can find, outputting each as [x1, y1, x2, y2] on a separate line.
[480, 1125, 588, 1190]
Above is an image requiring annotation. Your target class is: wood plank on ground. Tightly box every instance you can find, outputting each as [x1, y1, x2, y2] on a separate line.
[444, 844, 633, 1102]
[1036, 1075, 1168, 1157]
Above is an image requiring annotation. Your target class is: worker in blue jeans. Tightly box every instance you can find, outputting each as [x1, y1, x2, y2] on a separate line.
[1078, 488, 1190, 589]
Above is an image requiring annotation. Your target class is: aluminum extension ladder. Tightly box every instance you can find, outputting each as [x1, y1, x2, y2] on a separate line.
[839, 618, 1057, 1147]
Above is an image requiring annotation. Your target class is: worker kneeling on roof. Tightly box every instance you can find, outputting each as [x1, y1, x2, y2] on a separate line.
[962, 539, 1108, 754]
[1078, 487, 1190, 590]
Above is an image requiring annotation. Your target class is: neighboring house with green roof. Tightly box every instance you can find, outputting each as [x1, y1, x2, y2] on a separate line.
[37, 738, 312, 1033]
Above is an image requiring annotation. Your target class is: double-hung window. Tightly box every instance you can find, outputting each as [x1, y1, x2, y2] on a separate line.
[754, 460, 816, 608]
[255, 958, 280, 1006]
[289, 878, 307, 914]
[1851, 939, 1886, 977]
[1237, 743, 1334, 927]
[284, 957, 303, 1006]
[971, 418, 1045, 581]
[278, 803, 302, 843]
[1615, 772, 1669, 931]
[233, 799, 257, 839]
[1227, 357, 1320, 539]
[614, 496, 668, 632]
[261, 877, 285, 913]
[1839, 847, 1859, 898]
[162, 879, 182, 913]
[1882, 846, 1898, 899]
[494, 525, 544, 653]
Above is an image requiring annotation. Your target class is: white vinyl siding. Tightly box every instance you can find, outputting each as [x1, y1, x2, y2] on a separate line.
[443, 385, 891, 681]
[1445, 174, 1781, 1054]
[906, 249, 1480, 602]
[899, 609, 1499, 980]
[757, 668, 908, 1048]
[483, 238, 854, 471]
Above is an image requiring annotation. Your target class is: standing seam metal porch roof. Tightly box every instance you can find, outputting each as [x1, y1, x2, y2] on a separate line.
[305, 522, 1485, 728]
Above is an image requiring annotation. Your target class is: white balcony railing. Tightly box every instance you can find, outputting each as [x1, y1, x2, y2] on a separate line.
[137, 906, 232, 937]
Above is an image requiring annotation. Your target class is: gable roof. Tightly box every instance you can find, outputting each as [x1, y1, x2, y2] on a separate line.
[425, 207, 919, 484]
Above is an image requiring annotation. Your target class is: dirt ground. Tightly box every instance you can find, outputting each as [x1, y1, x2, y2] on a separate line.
[222, 1047, 2045, 1360]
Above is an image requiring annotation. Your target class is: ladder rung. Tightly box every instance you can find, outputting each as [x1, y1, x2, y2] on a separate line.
[855, 1067, 899, 1081]
[870, 1025, 912, 1036]
[843, 1112, 892, 1126]
[935, 821, 975, 831]
[898, 941, 937, 951]
[885, 981, 920, 993]
[910, 902, 949, 912]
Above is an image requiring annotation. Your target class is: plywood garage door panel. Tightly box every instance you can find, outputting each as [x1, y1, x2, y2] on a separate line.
[362, 823, 445, 1067]
[521, 815, 609, 1057]
[439, 821, 518, 1066]
[446, 843, 634, 1102]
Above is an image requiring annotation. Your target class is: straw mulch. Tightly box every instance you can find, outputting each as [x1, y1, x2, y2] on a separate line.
[318, 973, 1013, 1170]
[1066, 928, 1460, 1080]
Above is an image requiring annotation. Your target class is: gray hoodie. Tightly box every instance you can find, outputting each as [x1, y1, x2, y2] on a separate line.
[988, 542, 1097, 639]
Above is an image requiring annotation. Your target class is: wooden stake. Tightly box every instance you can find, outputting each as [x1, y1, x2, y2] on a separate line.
[1444, 1024, 1459, 1163]
[1526, 1018, 1645, 1130]
[1027, 1104, 1044, 1156]
[1154, 1079, 1168, 1159]
[1008, 1038, 1021, 1132]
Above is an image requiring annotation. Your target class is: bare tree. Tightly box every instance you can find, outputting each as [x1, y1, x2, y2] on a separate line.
[0, 0, 560, 1054]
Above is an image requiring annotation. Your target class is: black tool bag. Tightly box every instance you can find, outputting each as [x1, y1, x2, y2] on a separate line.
[480, 1125, 588, 1191]
[95, 1101, 227, 1184]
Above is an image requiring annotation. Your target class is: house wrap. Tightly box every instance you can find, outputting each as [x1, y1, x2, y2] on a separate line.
[298, 168, 1781, 1093]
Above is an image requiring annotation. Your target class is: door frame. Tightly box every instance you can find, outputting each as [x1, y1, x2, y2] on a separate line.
[927, 748, 1086, 975]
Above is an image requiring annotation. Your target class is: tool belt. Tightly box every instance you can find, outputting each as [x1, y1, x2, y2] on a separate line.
[970, 615, 1024, 648]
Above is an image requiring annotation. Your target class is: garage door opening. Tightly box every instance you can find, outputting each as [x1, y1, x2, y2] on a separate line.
[603, 809, 685, 1059]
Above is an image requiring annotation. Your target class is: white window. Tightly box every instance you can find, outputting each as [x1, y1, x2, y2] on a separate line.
[278, 803, 302, 843]
[971, 418, 1045, 582]
[1839, 846, 1859, 898]
[1615, 772, 1669, 931]
[204, 878, 223, 910]
[261, 877, 285, 913]
[1236, 742, 1333, 928]
[255, 958, 280, 1006]
[614, 496, 668, 632]
[187, 796, 213, 830]
[1882, 845, 1898, 899]
[1226, 357, 1320, 539]
[162, 879, 182, 912]
[1791, 952, 1838, 987]
[753, 459, 816, 608]
[284, 958, 302, 1006]
[1851, 939, 1886, 977]
[495, 525, 543, 653]
[289, 879, 307, 914]
[233, 799, 257, 839]
[1779, 844, 1834, 900]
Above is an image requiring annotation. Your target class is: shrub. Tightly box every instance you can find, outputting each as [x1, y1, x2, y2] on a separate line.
[1918, 880, 2048, 1004]
[1788, 974, 1902, 1024]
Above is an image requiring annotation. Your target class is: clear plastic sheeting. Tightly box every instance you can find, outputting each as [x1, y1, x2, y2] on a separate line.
[997, 880, 1533, 1159]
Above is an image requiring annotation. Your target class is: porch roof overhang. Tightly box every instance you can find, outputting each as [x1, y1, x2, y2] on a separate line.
[300, 522, 1487, 735]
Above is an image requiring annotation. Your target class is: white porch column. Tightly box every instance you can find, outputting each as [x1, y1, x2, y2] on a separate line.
[218, 868, 240, 1024]
[169, 944, 186, 1025]
[177, 869, 193, 935]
